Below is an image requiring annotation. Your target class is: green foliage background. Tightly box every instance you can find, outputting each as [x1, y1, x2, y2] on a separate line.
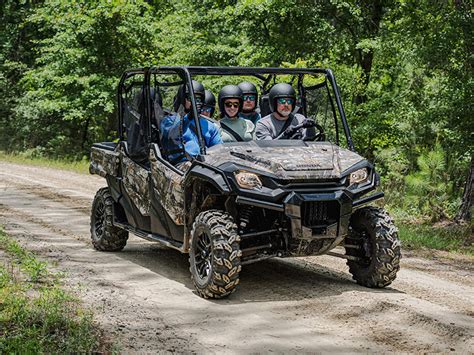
[1, 0, 473, 222]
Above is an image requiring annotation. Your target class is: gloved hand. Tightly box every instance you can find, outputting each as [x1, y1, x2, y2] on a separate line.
[301, 119, 317, 128]
[282, 126, 298, 138]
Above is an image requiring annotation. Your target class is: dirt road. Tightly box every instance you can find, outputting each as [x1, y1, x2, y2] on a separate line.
[1, 161, 473, 353]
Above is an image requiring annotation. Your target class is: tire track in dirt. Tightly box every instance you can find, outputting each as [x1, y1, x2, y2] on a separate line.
[1, 160, 473, 353]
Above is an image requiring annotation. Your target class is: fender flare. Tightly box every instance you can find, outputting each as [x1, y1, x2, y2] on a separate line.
[184, 164, 231, 194]
[182, 164, 231, 251]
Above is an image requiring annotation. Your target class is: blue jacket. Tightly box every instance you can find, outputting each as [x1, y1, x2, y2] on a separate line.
[160, 113, 222, 164]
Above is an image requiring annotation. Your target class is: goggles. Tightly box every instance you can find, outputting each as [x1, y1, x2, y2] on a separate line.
[200, 107, 213, 113]
[224, 102, 239, 108]
[185, 95, 203, 104]
[243, 95, 256, 101]
[277, 98, 294, 105]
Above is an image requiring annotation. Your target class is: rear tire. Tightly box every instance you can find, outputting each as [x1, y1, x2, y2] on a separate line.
[90, 187, 128, 251]
[189, 210, 241, 299]
[345, 206, 401, 288]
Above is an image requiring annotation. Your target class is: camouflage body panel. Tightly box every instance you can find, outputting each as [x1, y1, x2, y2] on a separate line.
[149, 149, 185, 225]
[122, 155, 151, 216]
[203, 141, 364, 180]
[89, 146, 119, 178]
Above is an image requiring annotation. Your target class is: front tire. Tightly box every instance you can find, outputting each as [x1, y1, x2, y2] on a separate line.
[90, 187, 128, 251]
[345, 206, 401, 288]
[189, 210, 242, 299]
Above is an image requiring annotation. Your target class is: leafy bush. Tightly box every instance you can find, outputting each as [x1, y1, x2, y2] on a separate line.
[404, 145, 459, 222]
[376, 147, 409, 208]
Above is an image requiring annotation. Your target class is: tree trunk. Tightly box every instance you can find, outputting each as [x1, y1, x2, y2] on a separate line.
[354, 0, 384, 105]
[354, 49, 375, 105]
[81, 117, 91, 152]
[457, 155, 473, 222]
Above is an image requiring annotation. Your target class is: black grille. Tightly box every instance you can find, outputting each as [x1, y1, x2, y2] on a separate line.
[301, 201, 340, 227]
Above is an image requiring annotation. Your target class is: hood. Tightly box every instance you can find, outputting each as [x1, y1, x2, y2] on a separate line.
[204, 141, 365, 179]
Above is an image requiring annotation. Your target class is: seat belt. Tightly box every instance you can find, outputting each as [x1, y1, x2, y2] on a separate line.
[276, 114, 295, 137]
[220, 121, 244, 142]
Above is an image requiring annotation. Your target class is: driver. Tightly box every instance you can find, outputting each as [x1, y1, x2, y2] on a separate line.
[160, 80, 222, 170]
[255, 83, 313, 140]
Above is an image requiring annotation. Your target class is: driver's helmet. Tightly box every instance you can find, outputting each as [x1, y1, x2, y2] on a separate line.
[238, 81, 258, 107]
[218, 85, 243, 117]
[268, 83, 296, 113]
[203, 89, 216, 116]
[173, 80, 205, 112]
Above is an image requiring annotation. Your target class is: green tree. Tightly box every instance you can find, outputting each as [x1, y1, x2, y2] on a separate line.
[0, 0, 42, 152]
[405, 145, 454, 222]
[9, 1, 162, 157]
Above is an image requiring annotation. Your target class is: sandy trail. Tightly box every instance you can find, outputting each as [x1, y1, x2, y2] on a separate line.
[0, 161, 472, 353]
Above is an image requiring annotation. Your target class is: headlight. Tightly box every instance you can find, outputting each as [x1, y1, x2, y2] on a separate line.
[349, 168, 370, 186]
[235, 171, 262, 190]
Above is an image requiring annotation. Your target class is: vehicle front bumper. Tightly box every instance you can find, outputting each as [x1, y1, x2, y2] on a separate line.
[283, 191, 352, 255]
[236, 189, 354, 255]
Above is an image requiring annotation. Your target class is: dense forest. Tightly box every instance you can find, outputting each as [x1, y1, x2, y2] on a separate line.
[1, 0, 472, 223]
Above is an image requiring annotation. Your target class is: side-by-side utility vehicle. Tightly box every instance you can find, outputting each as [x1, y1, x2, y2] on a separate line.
[89, 66, 401, 298]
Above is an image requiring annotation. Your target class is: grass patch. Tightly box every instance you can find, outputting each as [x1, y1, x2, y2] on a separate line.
[0, 150, 89, 174]
[398, 222, 473, 255]
[0, 228, 108, 353]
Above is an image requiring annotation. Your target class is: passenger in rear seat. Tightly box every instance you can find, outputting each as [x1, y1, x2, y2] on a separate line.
[160, 81, 222, 171]
[200, 90, 216, 119]
[238, 81, 261, 125]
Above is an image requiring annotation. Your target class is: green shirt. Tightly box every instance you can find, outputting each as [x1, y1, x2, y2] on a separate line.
[219, 116, 255, 143]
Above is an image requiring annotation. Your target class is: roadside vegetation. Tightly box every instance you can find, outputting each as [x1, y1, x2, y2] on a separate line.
[0, 150, 89, 175]
[398, 223, 472, 256]
[0, 227, 109, 353]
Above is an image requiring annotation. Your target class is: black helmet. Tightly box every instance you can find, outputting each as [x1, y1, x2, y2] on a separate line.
[218, 85, 243, 117]
[268, 83, 296, 112]
[238, 81, 258, 102]
[185, 80, 205, 98]
[204, 90, 216, 107]
[203, 90, 216, 116]
[173, 80, 205, 112]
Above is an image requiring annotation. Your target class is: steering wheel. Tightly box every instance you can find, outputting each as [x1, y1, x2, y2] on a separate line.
[303, 121, 325, 141]
[276, 119, 325, 141]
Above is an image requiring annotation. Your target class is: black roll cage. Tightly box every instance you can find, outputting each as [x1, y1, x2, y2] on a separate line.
[117, 66, 355, 156]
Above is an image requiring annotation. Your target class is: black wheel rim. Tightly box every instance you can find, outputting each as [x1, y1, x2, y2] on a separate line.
[194, 230, 212, 281]
[94, 201, 105, 238]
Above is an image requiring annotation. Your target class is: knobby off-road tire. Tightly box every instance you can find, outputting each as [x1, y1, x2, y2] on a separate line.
[189, 210, 242, 299]
[90, 187, 128, 251]
[345, 206, 401, 288]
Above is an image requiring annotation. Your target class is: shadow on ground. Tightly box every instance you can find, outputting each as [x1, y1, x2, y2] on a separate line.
[118, 238, 403, 303]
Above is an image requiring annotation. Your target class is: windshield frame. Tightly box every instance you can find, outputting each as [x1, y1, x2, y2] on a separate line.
[121, 66, 355, 156]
